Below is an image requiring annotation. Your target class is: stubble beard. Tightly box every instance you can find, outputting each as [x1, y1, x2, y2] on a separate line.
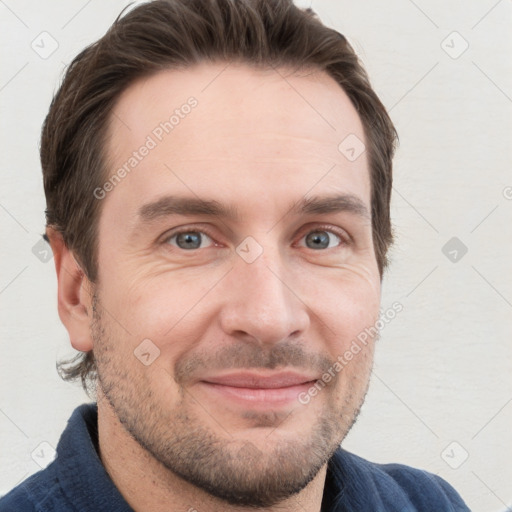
[91, 292, 372, 508]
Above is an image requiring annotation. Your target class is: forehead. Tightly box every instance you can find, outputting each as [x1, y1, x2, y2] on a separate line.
[103, 62, 370, 223]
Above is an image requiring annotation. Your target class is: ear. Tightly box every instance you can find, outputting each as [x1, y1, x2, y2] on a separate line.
[46, 227, 94, 352]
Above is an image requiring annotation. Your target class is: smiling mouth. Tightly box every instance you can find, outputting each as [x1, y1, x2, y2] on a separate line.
[198, 371, 318, 407]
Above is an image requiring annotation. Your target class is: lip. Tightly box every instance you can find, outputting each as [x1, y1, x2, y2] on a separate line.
[201, 371, 317, 388]
[197, 371, 318, 406]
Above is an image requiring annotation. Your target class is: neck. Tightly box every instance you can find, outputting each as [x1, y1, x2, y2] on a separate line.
[96, 391, 327, 512]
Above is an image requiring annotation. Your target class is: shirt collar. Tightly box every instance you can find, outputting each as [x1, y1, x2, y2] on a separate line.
[56, 403, 133, 512]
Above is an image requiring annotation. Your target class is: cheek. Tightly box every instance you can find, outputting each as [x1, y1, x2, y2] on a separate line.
[306, 265, 381, 346]
[99, 265, 224, 363]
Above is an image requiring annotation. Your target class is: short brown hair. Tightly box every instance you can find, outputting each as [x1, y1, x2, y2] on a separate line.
[45, 0, 398, 392]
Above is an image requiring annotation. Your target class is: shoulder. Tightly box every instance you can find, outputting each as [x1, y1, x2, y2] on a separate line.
[0, 462, 70, 512]
[328, 449, 470, 511]
[0, 404, 97, 512]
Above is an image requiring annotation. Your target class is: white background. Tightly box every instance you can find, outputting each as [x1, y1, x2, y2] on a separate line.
[1, 1, 511, 510]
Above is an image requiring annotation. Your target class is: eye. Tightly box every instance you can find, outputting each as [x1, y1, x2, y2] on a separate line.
[165, 230, 214, 250]
[299, 229, 345, 250]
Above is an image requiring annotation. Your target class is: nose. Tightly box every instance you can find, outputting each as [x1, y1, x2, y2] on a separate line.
[218, 246, 310, 346]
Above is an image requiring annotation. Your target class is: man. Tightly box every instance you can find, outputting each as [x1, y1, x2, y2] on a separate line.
[0, 0, 470, 510]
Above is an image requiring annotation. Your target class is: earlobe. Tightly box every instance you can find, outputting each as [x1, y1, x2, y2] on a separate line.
[46, 227, 94, 352]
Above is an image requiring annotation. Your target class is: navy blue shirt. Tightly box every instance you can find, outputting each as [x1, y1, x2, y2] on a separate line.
[0, 404, 470, 511]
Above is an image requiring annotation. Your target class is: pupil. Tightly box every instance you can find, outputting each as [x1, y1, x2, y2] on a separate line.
[306, 231, 329, 249]
[177, 232, 201, 249]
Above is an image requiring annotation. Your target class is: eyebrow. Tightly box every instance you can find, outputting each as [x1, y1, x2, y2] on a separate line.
[136, 193, 370, 225]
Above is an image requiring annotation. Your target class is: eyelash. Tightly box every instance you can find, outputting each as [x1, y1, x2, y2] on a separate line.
[161, 224, 351, 251]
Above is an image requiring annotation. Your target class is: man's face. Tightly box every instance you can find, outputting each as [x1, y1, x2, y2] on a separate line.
[92, 62, 381, 507]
